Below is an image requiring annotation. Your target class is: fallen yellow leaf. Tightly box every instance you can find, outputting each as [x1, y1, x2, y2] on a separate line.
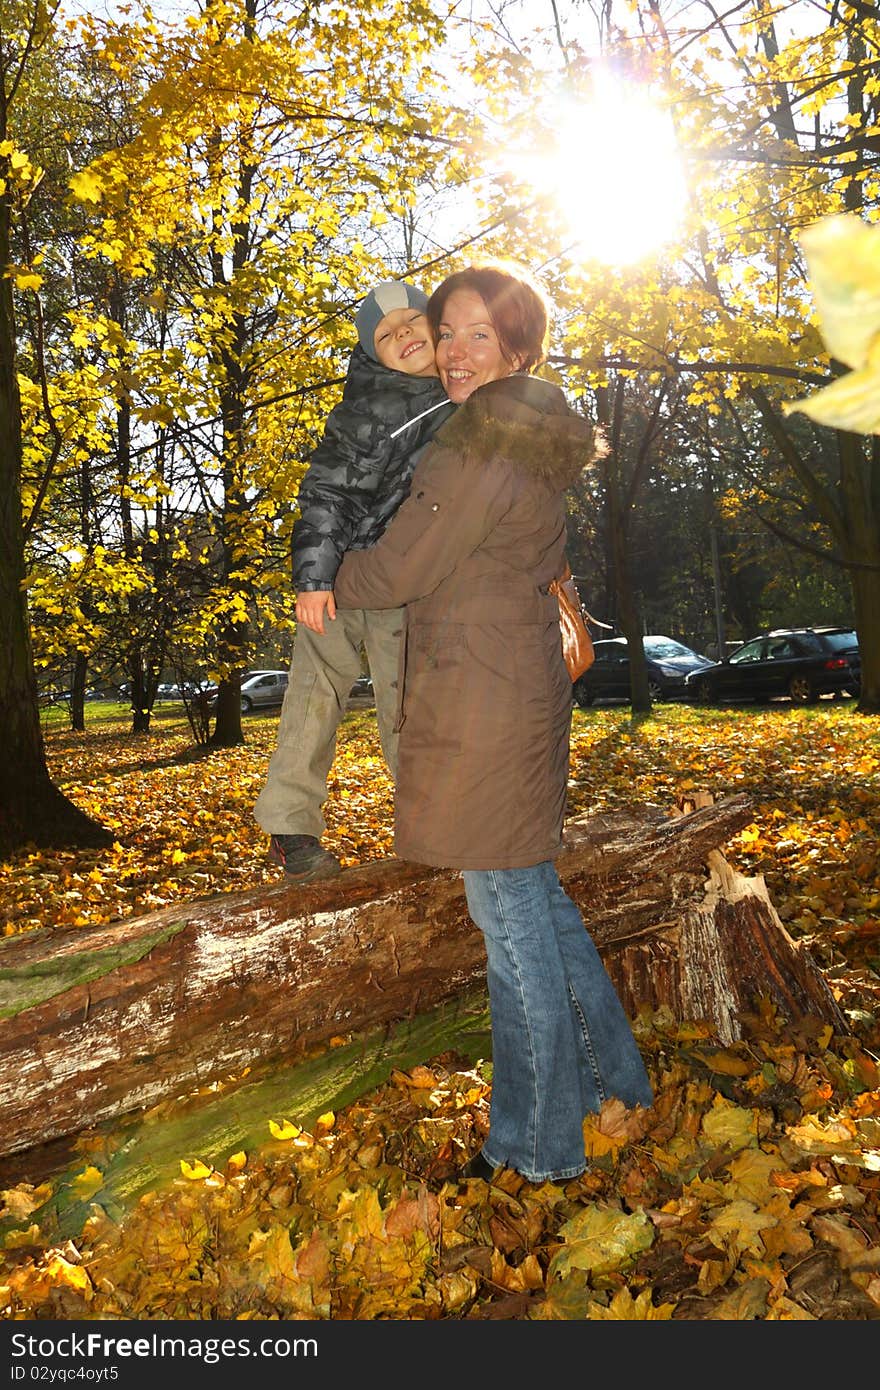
[71, 1166, 104, 1201]
[269, 1118, 301, 1140]
[179, 1158, 213, 1180]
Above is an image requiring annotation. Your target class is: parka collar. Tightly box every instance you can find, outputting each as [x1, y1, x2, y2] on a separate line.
[434, 373, 599, 489]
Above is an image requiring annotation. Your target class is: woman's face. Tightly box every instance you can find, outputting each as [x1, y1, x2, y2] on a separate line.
[434, 287, 522, 403]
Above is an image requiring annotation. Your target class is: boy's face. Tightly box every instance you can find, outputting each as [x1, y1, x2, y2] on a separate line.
[373, 307, 438, 377]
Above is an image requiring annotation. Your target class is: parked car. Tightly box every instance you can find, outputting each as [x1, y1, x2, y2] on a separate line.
[43, 686, 113, 704]
[238, 670, 289, 713]
[349, 675, 374, 699]
[572, 635, 714, 707]
[205, 670, 289, 714]
[156, 681, 198, 701]
[684, 626, 860, 705]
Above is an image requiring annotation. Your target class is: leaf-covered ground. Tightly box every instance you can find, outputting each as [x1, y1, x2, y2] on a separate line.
[1, 700, 879, 1320]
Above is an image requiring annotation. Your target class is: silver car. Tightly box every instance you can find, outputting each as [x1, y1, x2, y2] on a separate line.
[205, 670, 289, 714]
[238, 670, 289, 713]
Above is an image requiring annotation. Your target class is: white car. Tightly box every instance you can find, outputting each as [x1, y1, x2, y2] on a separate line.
[156, 681, 198, 701]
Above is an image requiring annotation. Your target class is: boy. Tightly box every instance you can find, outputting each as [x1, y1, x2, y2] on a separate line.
[253, 280, 455, 881]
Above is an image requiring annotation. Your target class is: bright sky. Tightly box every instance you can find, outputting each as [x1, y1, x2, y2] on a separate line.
[493, 73, 688, 266]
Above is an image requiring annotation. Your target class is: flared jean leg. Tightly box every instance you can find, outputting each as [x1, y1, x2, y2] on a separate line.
[463, 865, 590, 1182]
[548, 876, 653, 1111]
[463, 862, 653, 1183]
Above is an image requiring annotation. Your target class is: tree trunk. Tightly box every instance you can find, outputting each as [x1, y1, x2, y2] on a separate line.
[0, 795, 847, 1159]
[70, 650, 87, 733]
[840, 432, 880, 715]
[595, 382, 650, 709]
[0, 126, 112, 857]
[209, 674, 244, 746]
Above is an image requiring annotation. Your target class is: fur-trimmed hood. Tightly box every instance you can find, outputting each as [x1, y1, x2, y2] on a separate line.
[433, 373, 599, 490]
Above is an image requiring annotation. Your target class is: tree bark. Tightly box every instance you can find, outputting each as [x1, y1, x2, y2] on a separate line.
[841, 431, 880, 714]
[0, 795, 847, 1158]
[0, 76, 112, 858]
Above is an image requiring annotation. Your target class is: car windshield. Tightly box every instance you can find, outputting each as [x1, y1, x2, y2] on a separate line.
[730, 639, 764, 664]
[644, 639, 694, 659]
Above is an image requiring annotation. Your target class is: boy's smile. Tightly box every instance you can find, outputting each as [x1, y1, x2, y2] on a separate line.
[374, 308, 438, 377]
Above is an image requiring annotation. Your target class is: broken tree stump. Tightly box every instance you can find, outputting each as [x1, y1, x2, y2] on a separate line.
[0, 793, 847, 1158]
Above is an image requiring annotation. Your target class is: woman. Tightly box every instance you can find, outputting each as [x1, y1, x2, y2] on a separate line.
[333, 261, 653, 1184]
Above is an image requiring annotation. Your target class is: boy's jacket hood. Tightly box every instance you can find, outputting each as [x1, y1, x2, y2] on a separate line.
[433, 374, 599, 489]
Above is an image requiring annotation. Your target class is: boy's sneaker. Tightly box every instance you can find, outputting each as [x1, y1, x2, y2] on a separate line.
[268, 834, 342, 882]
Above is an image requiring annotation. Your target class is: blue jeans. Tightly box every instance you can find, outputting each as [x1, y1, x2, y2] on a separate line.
[462, 862, 653, 1182]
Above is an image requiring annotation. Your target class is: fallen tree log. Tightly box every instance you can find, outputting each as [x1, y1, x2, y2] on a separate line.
[0, 793, 848, 1158]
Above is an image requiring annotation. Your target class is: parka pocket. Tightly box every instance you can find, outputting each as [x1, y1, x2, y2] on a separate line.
[405, 623, 467, 755]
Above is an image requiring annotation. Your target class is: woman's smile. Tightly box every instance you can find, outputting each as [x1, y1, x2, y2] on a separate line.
[434, 287, 520, 402]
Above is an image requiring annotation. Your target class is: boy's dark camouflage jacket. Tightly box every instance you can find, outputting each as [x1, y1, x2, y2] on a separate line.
[292, 345, 455, 591]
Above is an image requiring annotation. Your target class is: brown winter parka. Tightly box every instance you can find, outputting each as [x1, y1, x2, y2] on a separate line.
[333, 372, 597, 870]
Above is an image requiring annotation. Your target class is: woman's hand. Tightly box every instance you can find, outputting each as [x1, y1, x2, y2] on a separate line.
[296, 589, 337, 634]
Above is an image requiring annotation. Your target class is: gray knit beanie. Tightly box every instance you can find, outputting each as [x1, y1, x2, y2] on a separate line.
[355, 280, 429, 360]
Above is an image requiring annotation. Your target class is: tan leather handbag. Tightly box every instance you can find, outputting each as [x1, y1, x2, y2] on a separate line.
[548, 562, 596, 681]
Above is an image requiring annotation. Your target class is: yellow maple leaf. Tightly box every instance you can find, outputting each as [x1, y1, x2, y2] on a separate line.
[179, 1158, 213, 1180]
[71, 1166, 104, 1201]
[784, 213, 880, 434]
[4, 1223, 41, 1248]
[760, 1206, 813, 1260]
[1, 1183, 53, 1221]
[407, 1065, 438, 1088]
[550, 1203, 654, 1279]
[712, 1276, 771, 1319]
[725, 1150, 788, 1205]
[439, 1269, 478, 1312]
[69, 169, 103, 204]
[701, 1048, 754, 1078]
[269, 1118, 301, 1140]
[588, 1286, 675, 1319]
[247, 1224, 297, 1281]
[701, 1097, 758, 1151]
[583, 1120, 624, 1160]
[45, 1254, 92, 1298]
[708, 1198, 777, 1257]
[785, 1114, 860, 1157]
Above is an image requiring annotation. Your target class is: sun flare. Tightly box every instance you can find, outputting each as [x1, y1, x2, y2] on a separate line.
[506, 75, 688, 267]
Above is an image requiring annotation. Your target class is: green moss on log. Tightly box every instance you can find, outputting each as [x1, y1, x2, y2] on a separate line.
[0, 985, 492, 1242]
[0, 922, 188, 1019]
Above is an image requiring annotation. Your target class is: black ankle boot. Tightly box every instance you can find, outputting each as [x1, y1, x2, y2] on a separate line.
[268, 833, 341, 881]
[458, 1150, 498, 1182]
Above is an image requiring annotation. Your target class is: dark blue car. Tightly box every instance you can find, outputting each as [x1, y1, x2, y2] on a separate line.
[684, 626, 860, 704]
[573, 635, 714, 706]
